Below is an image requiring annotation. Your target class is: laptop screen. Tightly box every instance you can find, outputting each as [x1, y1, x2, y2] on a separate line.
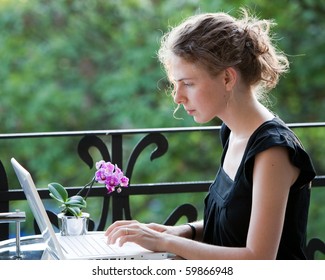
[11, 157, 64, 259]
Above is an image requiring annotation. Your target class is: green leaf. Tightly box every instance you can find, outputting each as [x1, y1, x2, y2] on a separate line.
[48, 182, 68, 202]
[65, 195, 87, 208]
[49, 193, 64, 204]
[67, 207, 83, 217]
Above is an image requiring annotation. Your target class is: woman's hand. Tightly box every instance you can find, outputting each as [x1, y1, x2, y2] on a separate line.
[104, 220, 168, 251]
[104, 220, 195, 252]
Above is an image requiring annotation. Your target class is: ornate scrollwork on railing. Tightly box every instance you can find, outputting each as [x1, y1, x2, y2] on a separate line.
[124, 132, 168, 181]
[115, 132, 169, 222]
[163, 203, 198, 226]
[305, 237, 325, 260]
[75, 132, 169, 229]
[0, 160, 9, 240]
[77, 135, 112, 168]
[0, 161, 8, 191]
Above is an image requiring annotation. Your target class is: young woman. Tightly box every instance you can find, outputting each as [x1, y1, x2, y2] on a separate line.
[105, 9, 316, 260]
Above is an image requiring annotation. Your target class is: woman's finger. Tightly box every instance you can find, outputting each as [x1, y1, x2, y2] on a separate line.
[106, 223, 139, 244]
[104, 220, 138, 236]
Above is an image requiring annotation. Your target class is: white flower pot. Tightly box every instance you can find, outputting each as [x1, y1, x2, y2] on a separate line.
[57, 212, 89, 236]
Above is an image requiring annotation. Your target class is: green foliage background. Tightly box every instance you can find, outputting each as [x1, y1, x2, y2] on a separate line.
[0, 0, 324, 257]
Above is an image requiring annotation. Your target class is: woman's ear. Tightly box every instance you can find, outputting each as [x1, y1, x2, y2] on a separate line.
[224, 67, 237, 91]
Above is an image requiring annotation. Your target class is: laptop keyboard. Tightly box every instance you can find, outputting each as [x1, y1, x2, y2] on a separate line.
[58, 234, 116, 257]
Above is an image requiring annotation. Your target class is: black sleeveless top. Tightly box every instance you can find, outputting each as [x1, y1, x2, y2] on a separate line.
[203, 118, 316, 259]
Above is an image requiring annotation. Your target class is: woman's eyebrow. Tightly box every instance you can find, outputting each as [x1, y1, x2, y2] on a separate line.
[175, 77, 194, 82]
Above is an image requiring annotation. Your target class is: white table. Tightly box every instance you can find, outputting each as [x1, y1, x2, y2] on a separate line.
[0, 234, 46, 260]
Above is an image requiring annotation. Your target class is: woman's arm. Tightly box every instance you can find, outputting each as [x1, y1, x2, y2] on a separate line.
[146, 220, 204, 240]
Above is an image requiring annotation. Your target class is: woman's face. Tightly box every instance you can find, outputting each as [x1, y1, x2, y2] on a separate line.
[168, 55, 228, 123]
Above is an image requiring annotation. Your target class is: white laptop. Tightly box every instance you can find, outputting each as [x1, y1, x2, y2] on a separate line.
[11, 157, 168, 260]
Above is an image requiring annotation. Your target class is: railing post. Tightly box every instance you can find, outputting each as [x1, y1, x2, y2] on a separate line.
[111, 134, 131, 221]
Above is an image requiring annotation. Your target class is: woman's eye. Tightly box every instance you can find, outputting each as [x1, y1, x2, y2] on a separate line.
[184, 83, 193, 87]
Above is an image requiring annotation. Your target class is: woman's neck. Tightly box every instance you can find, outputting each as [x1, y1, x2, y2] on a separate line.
[221, 92, 274, 139]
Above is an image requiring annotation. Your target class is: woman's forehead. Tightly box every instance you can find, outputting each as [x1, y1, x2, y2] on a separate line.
[168, 56, 204, 81]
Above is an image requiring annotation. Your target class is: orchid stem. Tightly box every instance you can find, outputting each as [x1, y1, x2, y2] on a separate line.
[76, 176, 96, 200]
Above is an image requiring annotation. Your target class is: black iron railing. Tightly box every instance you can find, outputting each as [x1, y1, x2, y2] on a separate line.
[0, 123, 324, 259]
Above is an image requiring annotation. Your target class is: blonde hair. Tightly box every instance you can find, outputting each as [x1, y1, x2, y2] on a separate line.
[158, 9, 289, 95]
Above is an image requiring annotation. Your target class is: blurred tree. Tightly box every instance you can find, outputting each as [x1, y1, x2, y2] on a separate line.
[1, 0, 324, 131]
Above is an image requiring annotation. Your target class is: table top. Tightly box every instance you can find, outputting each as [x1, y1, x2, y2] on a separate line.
[0, 234, 46, 260]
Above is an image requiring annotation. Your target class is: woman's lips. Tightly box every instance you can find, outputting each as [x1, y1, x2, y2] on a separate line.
[186, 109, 195, 115]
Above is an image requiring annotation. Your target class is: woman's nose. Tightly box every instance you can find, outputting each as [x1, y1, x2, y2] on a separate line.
[173, 87, 185, 104]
